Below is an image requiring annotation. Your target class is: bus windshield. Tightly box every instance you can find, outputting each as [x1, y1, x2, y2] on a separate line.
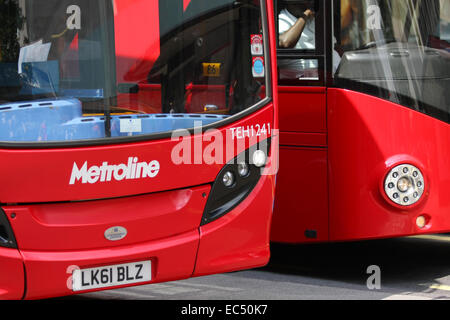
[335, 0, 450, 123]
[0, 0, 268, 143]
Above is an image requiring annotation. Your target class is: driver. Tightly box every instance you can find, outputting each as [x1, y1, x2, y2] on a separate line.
[279, 0, 316, 49]
[278, 0, 341, 75]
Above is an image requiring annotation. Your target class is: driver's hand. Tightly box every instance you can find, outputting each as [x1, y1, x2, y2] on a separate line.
[304, 9, 315, 21]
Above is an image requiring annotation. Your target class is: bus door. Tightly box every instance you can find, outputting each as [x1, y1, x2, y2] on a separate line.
[0, 0, 278, 299]
[271, 0, 329, 243]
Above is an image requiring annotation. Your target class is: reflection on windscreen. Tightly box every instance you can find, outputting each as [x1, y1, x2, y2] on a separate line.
[0, 0, 267, 142]
[334, 0, 450, 124]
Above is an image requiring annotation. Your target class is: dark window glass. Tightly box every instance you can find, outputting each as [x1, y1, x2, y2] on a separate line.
[333, 0, 450, 124]
[276, 0, 325, 85]
[0, 0, 268, 143]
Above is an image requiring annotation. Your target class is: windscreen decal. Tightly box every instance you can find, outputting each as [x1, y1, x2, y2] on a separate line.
[120, 119, 142, 133]
[252, 57, 265, 78]
[251, 34, 264, 56]
[202, 63, 221, 77]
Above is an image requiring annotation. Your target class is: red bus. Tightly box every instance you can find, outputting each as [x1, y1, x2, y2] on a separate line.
[272, 0, 450, 243]
[0, 0, 278, 299]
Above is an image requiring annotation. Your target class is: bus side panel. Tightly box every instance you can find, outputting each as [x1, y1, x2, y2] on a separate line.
[270, 86, 328, 243]
[193, 173, 275, 276]
[278, 87, 327, 134]
[271, 147, 328, 243]
[0, 248, 24, 300]
[328, 88, 450, 241]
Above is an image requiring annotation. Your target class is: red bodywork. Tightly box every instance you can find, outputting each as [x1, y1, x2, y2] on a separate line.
[0, 106, 277, 300]
[0, 1, 279, 299]
[271, 86, 450, 243]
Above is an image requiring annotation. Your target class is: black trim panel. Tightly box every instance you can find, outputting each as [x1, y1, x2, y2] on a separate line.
[201, 139, 270, 225]
[0, 208, 17, 249]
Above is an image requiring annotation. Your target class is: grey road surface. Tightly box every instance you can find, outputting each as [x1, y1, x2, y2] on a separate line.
[71, 234, 450, 300]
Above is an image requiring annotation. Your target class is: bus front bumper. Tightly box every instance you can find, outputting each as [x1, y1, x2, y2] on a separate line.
[0, 174, 274, 300]
[2, 230, 198, 300]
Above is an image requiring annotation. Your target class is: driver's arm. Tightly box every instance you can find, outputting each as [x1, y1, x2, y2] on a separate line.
[279, 9, 314, 48]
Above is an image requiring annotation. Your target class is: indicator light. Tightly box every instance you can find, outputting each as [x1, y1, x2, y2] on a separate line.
[416, 216, 426, 229]
[252, 150, 266, 167]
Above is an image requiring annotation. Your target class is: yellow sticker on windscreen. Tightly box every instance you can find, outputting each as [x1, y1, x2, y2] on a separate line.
[202, 63, 221, 77]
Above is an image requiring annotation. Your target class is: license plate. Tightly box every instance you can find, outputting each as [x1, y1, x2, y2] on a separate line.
[72, 260, 151, 292]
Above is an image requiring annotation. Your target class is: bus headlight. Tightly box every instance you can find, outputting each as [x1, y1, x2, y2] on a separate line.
[397, 176, 412, 193]
[384, 164, 425, 206]
[237, 162, 250, 177]
[222, 171, 235, 187]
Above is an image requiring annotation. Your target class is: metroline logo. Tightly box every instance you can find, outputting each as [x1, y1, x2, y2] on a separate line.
[69, 157, 160, 185]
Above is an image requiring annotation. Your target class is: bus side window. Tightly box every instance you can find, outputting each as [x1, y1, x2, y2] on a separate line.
[333, 0, 450, 124]
[276, 0, 324, 85]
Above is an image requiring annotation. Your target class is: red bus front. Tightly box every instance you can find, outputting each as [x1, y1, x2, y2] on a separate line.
[0, 0, 278, 299]
[271, 0, 449, 243]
